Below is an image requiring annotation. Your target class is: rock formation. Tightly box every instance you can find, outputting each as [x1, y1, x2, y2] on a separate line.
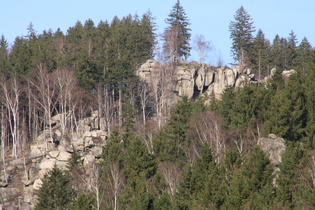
[257, 134, 286, 166]
[0, 111, 108, 209]
[137, 60, 257, 102]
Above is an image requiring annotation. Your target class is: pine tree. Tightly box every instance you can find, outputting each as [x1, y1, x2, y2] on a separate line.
[165, 0, 191, 60]
[229, 6, 255, 66]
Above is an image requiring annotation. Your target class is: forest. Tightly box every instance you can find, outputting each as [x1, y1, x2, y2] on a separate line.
[0, 1, 315, 209]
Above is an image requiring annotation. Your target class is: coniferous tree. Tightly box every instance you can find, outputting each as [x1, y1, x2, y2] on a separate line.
[249, 29, 271, 77]
[229, 6, 255, 66]
[35, 165, 75, 210]
[296, 37, 313, 74]
[271, 35, 282, 69]
[165, 0, 191, 60]
[0, 35, 9, 75]
[277, 144, 304, 207]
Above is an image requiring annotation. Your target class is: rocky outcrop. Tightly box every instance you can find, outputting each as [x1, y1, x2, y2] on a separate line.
[137, 60, 257, 101]
[0, 111, 109, 209]
[257, 134, 286, 166]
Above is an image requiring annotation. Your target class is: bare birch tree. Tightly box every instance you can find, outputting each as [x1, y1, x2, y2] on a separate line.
[190, 111, 226, 163]
[28, 64, 57, 147]
[1, 105, 8, 183]
[96, 84, 115, 135]
[193, 34, 213, 64]
[163, 26, 184, 64]
[159, 162, 181, 198]
[54, 68, 79, 135]
[138, 80, 151, 125]
[1, 76, 21, 158]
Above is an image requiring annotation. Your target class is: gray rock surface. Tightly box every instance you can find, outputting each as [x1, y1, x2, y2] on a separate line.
[257, 134, 286, 166]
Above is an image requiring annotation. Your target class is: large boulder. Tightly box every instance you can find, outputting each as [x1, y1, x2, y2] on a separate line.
[39, 159, 56, 170]
[257, 134, 286, 166]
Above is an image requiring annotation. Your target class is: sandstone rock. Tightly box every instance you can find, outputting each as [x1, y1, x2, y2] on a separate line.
[57, 145, 67, 152]
[91, 131, 98, 138]
[83, 131, 92, 138]
[39, 159, 56, 170]
[54, 129, 62, 138]
[235, 77, 244, 89]
[84, 137, 93, 147]
[282, 69, 296, 79]
[56, 151, 71, 162]
[91, 146, 103, 158]
[48, 150, 59, 158]
[84, 155, 95, 166]
[33, 178, 43, 190]
[226, 69, 235, 86]
[195, 67, 204, 90]
[204, 69, 214, 86]
[257, 134, 285, 166]
[28, 167, 39, 180]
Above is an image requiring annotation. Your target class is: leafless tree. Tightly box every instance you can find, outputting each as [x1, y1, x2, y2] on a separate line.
[193, 34, 213, 64]
[96, 84, 115, 135]
[136, 121, 156, 155]
[159, 162, 181, 198]
[190, 111, 226, 164]
[54, 68, 79, 135]
[138, 80, 151, 125]
[1, 76, 21, 158]
[163, 26, 184, 64]
[152, 63, 176, 129]
[27, 64, 57, 147]
[1, 105, 8, 183]
[107, 161, 124, 210]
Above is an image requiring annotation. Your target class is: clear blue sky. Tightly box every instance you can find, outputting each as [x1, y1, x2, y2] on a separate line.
[1, 0, 314, 65]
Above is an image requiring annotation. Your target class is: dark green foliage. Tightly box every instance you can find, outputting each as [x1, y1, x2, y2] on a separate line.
[249, 29, 271, 77]
[67, 149, 83, 173]
[165, 0, 191, 60]
[154, 97, 193, 163]
[224, 146, 274, 209]
[265, 71, 307, 141]
[71, 192, 96, 210]
[277, 144, 304, 207]
[35, 165, 75, 210]
[296, 37, 313, 73]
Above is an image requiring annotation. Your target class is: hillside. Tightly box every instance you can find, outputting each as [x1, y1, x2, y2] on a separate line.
[0, 2, 315, 209]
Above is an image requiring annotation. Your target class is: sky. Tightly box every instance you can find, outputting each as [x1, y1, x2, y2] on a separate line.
[1, 0, 314, 66]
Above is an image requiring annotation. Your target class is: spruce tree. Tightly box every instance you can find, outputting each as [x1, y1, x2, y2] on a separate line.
[229, 6, 255, 66]
[35, 165, 75, 210]
[249, 29, 271, 77]
[165, 0, 191, 60]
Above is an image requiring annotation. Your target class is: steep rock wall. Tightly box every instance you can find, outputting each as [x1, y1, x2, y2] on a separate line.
[137, 60, 257, 101]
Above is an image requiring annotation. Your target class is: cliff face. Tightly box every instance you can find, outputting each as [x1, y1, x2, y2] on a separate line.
[137, 59, 258, 102]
